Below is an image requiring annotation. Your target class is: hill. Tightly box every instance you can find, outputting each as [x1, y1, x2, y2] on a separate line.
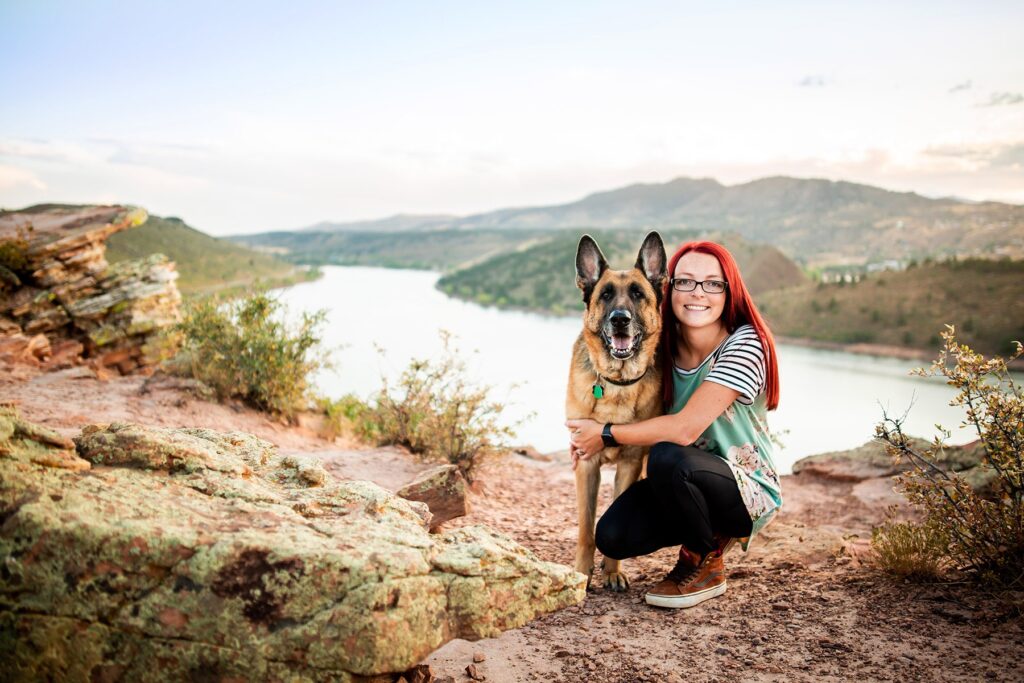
[437, 230, 807, 316]
[271, 176, 1024, 266]
[106, 214, 315, 295]
[300, 213, 458, 233]
[231, 229, 553, 271]
[758, 258, 1024, 357]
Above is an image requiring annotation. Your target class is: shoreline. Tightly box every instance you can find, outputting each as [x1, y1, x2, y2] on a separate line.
[431, 280, 1024, 371]
[776, 335, 1024, 371]
[435, 285, 1024, 371]
[283, 264, 1024, 372]
[775, 335, 932, 361]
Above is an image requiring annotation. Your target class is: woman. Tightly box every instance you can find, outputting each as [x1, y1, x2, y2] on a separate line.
[566, 240, 781, 609]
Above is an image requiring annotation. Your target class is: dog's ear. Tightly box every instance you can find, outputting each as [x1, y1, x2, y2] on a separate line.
[575, 235, 608, 304]
[635, 231, 667, 302]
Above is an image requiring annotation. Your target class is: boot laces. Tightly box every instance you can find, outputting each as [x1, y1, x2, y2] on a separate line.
[666, 554, 702, 584]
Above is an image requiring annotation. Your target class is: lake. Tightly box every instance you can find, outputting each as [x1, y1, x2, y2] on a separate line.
[279, 265, 991, 474]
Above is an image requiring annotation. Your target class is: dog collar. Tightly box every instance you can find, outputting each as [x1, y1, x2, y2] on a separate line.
[592, 369, 648, 399]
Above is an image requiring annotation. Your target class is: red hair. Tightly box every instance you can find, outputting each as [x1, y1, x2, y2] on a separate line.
[660, 241, 780, 410]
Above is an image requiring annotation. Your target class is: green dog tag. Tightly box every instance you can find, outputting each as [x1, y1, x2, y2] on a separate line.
[592, 384, 604, 399]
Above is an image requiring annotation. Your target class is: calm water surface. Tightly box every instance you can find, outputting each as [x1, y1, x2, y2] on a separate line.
[280, 266, 995, 474]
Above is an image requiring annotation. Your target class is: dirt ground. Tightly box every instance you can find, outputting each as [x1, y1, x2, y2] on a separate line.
[4, 365, 1022, 682]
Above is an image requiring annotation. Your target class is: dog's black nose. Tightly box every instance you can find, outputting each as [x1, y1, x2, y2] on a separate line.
[609, 309, 632, 329]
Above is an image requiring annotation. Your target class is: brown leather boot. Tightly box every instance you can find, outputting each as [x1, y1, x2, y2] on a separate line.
[714, 534, 738, 556]
[645, 547, 727, 609]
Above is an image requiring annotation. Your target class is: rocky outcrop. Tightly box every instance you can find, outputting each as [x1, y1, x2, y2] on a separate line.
[0, 205, 181, 374]
[792, 438, 996, 494]
[0, 417, 585, 682]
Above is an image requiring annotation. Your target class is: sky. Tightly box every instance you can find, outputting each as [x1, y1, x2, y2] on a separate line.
[1, 0, 1022, 236]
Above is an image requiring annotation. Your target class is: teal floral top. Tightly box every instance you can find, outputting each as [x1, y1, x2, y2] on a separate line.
[669, 324, 782, 544]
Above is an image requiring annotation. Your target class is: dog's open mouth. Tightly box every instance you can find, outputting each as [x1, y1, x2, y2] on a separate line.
[604, 332, 642, 360]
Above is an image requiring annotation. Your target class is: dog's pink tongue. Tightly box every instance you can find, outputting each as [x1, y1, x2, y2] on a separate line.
[612, 335, 632, 351]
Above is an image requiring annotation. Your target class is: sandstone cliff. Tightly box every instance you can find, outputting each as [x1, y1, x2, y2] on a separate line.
[0, 205, 181, 374]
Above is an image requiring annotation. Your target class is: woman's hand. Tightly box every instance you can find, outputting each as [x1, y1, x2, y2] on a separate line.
[565, 418, 604, 470]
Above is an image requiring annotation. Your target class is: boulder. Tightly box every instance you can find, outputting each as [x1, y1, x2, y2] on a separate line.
[0, 205, 181, 374]
[793, 438, 990, 487]
[0, 420, 585, 681]
[511, 445, 553, 462]
[0, 332, 51, 365]
[397, 464, 470, 531]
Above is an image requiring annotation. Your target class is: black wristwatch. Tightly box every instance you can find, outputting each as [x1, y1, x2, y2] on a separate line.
[601, 423, 618, 448]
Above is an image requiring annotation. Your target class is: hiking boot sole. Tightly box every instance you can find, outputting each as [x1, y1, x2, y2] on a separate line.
[644, 580, 727, 609]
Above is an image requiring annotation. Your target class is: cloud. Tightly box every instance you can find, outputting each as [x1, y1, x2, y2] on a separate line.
[925, 144, 989, 162]
[991, 144, 1024, 168]
[102, 140, 214, 170]
[924, 142, 1024, 169]
[0, 164, 47, 191]
[0, 139, 76, 163]
[0, 137, 216, 174]
[89, 137, 211, 154]
[798, 75, 826, 88]
[980, 92, 1024, 107]
[0, 138, 109, 167]
[948, 80, 972, 94]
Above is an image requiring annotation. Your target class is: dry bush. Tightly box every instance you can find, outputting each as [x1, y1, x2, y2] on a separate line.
[873, 326, 1024, 588]
[871, 517, 950, 580]
[356, 332, 519, 482]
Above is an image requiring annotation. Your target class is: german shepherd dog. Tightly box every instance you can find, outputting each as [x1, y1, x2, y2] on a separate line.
[567, 231, 666, 590]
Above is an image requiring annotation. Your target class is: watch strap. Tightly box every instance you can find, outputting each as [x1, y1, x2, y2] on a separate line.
[601, 423, 618, 448]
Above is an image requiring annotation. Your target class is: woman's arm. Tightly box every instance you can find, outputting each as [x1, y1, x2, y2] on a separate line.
[566, 380, 740, 460]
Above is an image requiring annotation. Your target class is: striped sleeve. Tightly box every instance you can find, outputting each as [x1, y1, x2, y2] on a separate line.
[705, 325, 766, 405]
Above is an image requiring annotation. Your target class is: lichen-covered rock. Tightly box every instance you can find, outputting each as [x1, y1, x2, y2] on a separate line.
[0, 205, 181, 374]
[0, 421, 585, 681]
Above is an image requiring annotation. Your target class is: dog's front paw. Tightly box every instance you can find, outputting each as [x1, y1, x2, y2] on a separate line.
[575, 561, 596, 590]
[603, 570, 630, 592]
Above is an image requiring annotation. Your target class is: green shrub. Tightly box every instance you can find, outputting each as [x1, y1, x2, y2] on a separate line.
[0, 225, 31, 287]
[874, 327, 1024, 588]
[839, 330, 876, 343]
[174, 291, 327, 419]
[359, 332, 518, 482]
[318, 394, 376, 442]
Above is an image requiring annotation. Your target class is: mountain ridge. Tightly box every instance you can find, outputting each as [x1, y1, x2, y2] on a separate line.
[288, 175, 1015, 232]
[266, 175, 1024, 264]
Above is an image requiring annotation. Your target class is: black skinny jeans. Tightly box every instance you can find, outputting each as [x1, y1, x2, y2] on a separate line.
[595, 442, 753, 559]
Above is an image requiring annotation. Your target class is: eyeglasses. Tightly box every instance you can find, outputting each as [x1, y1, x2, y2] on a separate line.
[670, 278, 728, 294]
